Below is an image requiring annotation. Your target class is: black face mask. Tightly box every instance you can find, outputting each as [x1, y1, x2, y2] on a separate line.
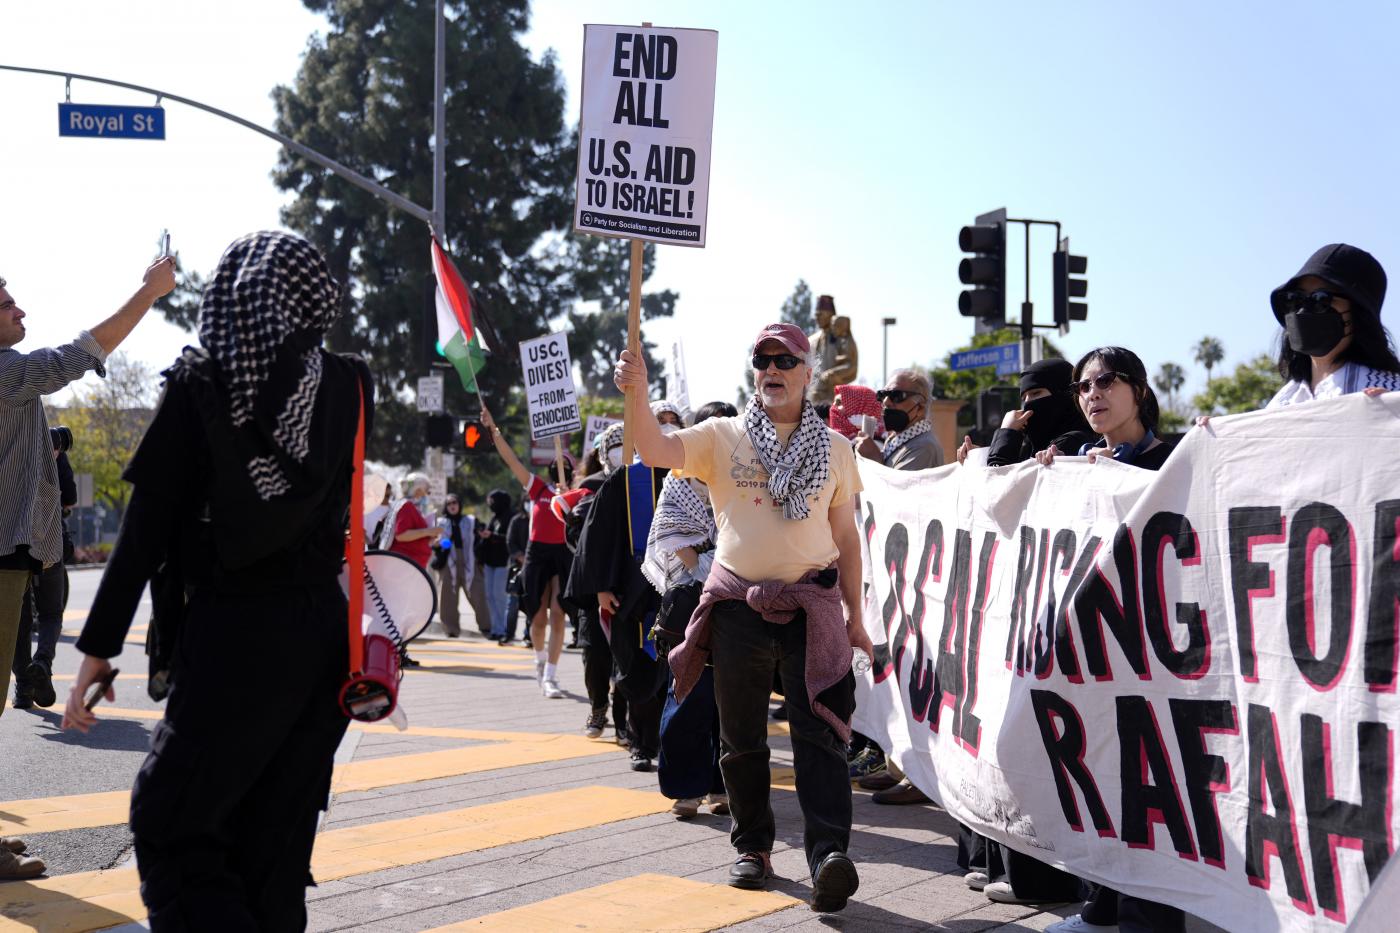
[1285, 309, 1347, 357]
[882, 407, 911, 433]
[1021, 394, 1077, 449]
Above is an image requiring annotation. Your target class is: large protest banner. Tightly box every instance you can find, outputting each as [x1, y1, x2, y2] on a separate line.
[518, 332, 581, 441]
[853, 393, 1400, 933]
[574, 24, 718, 247]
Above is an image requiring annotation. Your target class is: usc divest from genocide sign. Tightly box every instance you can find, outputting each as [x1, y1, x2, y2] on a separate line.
[574, 24, 718, 247]
[853, 393, 1400, 933]
[518, 332, 581, 441]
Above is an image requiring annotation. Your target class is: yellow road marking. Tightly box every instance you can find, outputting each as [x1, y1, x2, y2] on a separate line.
[0, 787, 670, 932]
[1, 727, 620, 834]
[427, 873, 798, 931]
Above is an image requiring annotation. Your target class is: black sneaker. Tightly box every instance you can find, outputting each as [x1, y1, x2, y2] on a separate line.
[11, 681, 32, 710]
[26, 662, 56, 709]
[810, 852, 860, 912]
[401, 654, 421, 668]
[629, 750, 653, 772]
[728, 851, 772, 890]
[584, 711, 607, 739]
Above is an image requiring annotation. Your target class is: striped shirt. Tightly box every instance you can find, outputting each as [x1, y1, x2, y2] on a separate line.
[1266, 361, 1400, 409]
[0, 331, 107, 565]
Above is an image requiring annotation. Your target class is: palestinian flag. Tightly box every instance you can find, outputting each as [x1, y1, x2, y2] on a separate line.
[431, 237, 489, 392]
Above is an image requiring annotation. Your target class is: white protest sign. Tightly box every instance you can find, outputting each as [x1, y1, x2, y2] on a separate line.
[853, 393, 1400, 933]
[574, 24, 718, 247]
[584, 414, 622, 452]
[519, 332, 581, 440]
[415, 375, 444, 413]
[669, 339, 691, 416]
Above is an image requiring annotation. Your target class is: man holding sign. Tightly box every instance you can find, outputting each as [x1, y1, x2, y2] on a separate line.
[613, 324, 871, 912]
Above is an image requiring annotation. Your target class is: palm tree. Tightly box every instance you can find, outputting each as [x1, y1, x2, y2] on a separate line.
[1194, 337, 1225, 386]
[1154, 362, 1186, 410]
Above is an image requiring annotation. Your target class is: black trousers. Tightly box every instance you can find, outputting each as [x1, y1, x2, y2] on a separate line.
[1081, 886, 1185, 933]
[709, 600, 855, 876]
[13, 561, 66, 674]
[579, 608, 612, 716]
[130, 581, 350, 932]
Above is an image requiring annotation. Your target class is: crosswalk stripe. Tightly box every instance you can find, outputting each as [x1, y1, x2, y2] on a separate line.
[423, 872, 798, 932]
[0, 787, 670, 932]
[1, 729, 621, 835]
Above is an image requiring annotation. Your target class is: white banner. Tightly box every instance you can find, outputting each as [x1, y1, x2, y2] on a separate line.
[670, 339, 691, 416]
[854, 393, 1400, 933]
[519, 332, 581, 441]
[574, 24, 718, 247]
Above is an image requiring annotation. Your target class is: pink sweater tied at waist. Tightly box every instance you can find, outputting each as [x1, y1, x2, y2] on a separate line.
[667, 561, 853, 743]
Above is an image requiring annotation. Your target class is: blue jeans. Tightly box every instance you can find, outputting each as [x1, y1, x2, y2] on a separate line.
[482, 564, 509, 637]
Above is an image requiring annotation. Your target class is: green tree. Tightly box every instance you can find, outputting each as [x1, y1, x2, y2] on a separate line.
[53, 354, 156, 525]
[567, 236, 678, 397]
[1192, 354, 1284, 415]
[1153, 362, 1186, 411]
[1193, 336, 1225, 386]
[259, 0, 577, 467]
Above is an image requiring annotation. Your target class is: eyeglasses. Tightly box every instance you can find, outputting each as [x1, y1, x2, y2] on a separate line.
[751, 353, 802, 371]
[1073, 371, 1132, 395]
[1279, 289, 1341, 316]
[875, 389, 923, 404]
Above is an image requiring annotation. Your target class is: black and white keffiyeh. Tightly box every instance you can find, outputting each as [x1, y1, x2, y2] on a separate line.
[882, 419, 931, 460]
[642, 474, 716, 591]
[197, 231, 343, 500]
[744, 395, 831, 521]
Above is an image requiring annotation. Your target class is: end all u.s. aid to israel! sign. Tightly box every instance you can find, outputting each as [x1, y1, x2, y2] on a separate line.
[59, 103, 165, 140]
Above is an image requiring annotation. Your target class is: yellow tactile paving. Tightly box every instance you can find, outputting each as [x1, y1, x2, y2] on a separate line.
[426, 872, 799, 932]
[0, 787, 670, 932]
[1, 727, 622, 835]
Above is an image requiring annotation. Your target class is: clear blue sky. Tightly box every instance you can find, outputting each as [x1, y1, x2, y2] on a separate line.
[4, 0, 1397, 416]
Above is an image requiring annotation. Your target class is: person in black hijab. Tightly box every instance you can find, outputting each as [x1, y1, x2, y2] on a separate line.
[956, 358, 1095, 467]
[64, 231, 372, 930]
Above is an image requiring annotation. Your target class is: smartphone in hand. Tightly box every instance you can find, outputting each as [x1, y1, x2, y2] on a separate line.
[84, 667, 119, 712]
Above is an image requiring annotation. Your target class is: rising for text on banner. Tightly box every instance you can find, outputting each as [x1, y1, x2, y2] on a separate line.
[853, 392, 1400, 933]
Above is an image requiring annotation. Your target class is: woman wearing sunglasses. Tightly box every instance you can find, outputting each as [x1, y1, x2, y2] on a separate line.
[1265, 244, 1399, 408]
[1037, 347, 1181, 932]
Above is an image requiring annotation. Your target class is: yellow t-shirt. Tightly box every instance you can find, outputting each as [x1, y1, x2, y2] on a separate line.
[677, 415, 862, 584]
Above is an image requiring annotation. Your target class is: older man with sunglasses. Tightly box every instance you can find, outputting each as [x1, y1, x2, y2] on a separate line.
[614, 323, 872, 913]
[854, 369, 943, 470]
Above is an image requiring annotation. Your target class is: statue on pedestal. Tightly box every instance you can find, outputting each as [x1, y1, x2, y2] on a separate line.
[808, 295, 857, 405]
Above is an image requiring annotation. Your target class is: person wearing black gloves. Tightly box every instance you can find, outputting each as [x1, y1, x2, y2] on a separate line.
[62, 231, 373, 930]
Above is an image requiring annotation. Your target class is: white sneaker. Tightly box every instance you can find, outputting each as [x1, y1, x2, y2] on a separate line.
[1044, 915, 1117, 933]
[964, 870, 989, 890]
[542, 678, 563, 699]
[670, 797, 702, 819]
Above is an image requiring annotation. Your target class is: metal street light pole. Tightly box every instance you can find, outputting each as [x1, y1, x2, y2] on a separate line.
[881, 317, 897, 385]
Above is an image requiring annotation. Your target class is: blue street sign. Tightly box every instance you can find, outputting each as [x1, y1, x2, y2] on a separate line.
[949, 342, 1021, 376]
[58, 103, 165, 140]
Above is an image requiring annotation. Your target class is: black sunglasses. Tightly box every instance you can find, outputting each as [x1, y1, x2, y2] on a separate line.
[751, 353, 803, 371]
[875, 389, 923, 404]
[1280, 289, 1341, 316]
[1073, 371, 1133, 395]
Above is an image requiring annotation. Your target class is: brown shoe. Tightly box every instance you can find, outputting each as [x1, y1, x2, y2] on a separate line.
[858, 769, 900, 792]
[0, 848, 45, 880]
[871, 779, 930, 805]
[0, 837, 25, 854]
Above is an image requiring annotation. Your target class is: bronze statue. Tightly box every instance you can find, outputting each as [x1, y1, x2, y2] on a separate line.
[808, 295, 857, 405]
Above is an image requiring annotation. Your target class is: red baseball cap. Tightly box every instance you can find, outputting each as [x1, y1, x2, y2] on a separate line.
[751, 322, 810, 356]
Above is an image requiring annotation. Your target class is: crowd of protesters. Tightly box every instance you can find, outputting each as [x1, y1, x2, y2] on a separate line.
[0, 233, 1390, 933]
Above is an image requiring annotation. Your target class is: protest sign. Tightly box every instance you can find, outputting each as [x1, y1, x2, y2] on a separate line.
[854, 393, 1400, 933]
[669, 339, 691, 416]
[574, 24, 718, 247]
[518, 332, 581, 440]
[584, 414, 622, 453]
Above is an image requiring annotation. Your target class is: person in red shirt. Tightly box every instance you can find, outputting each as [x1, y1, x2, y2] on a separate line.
[385, 473, 442, 569]
[480, 405, 573, 699]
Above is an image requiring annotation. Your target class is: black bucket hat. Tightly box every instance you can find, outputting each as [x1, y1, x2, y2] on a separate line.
[1270, 243, 1387, 324]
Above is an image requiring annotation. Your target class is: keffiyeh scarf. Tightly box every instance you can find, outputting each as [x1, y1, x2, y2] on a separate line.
[641, 474, 716, 592]
[882, 419, 931, 460]
[197, 231, 343, 500]
[744, 395, 831, 521]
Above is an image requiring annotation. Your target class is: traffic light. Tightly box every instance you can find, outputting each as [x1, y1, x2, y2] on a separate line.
[974, 386, 1019, 444]
[425, 414, 455, 448]
[958, 208, 1007, 325]
[461, 419, 491, 455]
[1053, 247, 1088, 327]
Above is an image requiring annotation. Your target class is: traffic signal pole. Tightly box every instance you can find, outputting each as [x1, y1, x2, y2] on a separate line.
[1006, 217, 1062, 367]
